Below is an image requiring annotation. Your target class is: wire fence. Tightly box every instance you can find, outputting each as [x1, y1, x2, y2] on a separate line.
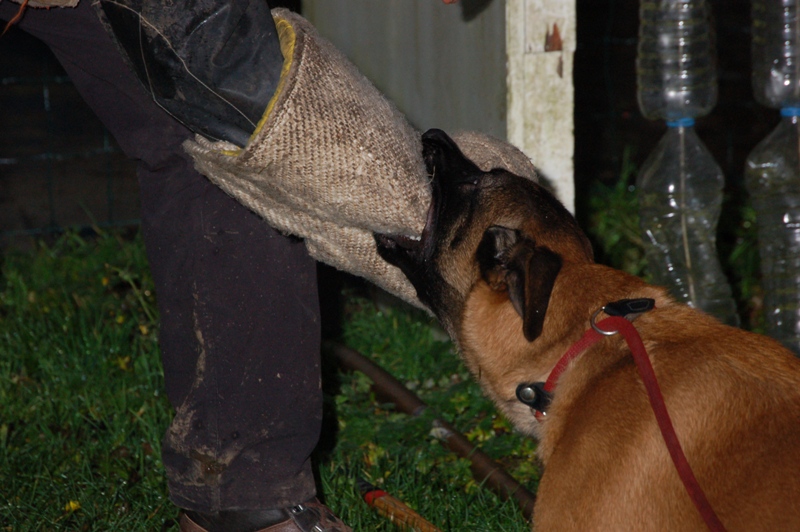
[0, 25, 139, 248]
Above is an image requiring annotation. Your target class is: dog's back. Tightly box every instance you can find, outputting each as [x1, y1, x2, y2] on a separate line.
[533, 275, 800, 531]
[375, 129, 800, 530]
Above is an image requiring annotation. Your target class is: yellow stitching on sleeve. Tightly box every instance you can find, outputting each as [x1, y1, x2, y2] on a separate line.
[219, 16, 296, 157]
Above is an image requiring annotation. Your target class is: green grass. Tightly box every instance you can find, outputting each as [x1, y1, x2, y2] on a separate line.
[1, 153, 764, 529]
[0, 230, 535, 530]
[318, 297, 537, 530]
[1, 231, 172, 530]
[583, 145, 648, 278]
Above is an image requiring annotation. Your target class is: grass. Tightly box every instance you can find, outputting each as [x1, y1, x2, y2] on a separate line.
[0, 230, 535, 530]
[317, 296, 537, 530]
[1, 231, 172, 530]
[1, 153, 764, 530]
[582, 145, 648, 278]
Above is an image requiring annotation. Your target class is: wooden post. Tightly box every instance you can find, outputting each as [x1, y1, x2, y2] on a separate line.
[506, 0, 576, 211]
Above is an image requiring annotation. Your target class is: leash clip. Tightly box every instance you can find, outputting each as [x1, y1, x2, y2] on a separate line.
[591, 298, 655, 336]
[516, 382, 552, 415]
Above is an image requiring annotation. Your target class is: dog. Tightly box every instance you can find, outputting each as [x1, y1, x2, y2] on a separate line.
[375, 129, 800, 530]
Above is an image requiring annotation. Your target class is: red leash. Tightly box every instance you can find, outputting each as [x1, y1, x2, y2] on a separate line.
[528, 311, 727, 531]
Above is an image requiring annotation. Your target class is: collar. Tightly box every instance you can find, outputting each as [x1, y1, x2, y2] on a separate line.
[515, 298, 656, 420]
[514, 297, 728, 530]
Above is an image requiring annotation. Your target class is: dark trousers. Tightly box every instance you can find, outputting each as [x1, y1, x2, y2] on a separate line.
[1, 1, 321, 512]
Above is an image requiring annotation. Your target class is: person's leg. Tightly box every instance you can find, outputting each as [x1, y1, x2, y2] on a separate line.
[0, 1, 321, 513]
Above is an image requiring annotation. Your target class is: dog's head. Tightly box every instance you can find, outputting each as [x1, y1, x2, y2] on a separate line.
[375, 129, 593, 340]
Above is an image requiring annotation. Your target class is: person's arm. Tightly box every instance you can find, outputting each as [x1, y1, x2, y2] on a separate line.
[97, 0, 283, 147]
[97, 0, 458, 146]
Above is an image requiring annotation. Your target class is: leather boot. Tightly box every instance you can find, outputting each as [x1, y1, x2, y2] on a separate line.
[179, 499, 352, 532]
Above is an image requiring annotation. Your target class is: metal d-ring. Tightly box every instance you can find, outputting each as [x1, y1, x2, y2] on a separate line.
[591, 307, 619, 336]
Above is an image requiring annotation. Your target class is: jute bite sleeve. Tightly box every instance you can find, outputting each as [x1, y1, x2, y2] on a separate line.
[184, 9, 538, 308]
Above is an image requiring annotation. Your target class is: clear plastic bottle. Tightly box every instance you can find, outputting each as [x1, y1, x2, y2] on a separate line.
[635, 0, 739, 325]
[637, 120, 739, 325]
[747, 1, 800, 354]
[751, 0, 800, 109]
[745, 111, 800, 353]
[637, 0, 717, 121]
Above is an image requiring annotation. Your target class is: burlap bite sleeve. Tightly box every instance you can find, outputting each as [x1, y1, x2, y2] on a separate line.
[184, 9, 538, 308]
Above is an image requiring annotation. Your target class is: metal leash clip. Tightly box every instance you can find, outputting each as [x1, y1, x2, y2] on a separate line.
[515, 382, 553, 415]
[591, 298, 656, 336]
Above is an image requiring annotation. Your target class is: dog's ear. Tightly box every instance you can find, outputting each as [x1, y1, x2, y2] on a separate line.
[478, 226, 562, 342]
[509, 244, 562, 341]
[477, 226, 521, 290]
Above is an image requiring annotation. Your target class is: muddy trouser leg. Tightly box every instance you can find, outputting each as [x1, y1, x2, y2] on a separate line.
[0, 2, 321, 512]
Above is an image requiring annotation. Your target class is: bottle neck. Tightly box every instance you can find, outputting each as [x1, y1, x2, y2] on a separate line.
[666, 117, 695, 128]
[781, 107, 800, 124]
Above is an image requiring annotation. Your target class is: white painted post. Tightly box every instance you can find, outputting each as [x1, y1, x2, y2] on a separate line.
[302, 0, 576, 211]
[506, 0, 577, 211]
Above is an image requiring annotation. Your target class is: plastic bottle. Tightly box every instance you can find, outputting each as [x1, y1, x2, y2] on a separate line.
[746, 0, 800, 354]
[751, 0, 800, 109]
[637, 120, 739, 325]
[635, 0, 739, 325]
[745, 111, 800, 353]
[636, 0, 717, 121]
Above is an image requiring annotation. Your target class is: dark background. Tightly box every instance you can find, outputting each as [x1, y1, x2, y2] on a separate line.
[573, 0, 777, 215]
[0, 0, 774, 247]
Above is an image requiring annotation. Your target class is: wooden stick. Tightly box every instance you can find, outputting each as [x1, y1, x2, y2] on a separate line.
[328, 343, 536, 520]
[358, 478, 442, 532]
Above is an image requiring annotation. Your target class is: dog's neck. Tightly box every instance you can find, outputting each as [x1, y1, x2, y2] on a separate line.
[459, 261, 671, 442]
[537, 264, 668, 449]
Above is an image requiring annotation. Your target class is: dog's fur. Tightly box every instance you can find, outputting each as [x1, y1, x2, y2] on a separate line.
[376, 129, 800, 530]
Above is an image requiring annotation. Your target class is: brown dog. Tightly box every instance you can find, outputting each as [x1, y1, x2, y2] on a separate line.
[375, 129, 800, 530]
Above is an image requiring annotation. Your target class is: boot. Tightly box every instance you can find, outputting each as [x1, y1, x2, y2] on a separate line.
[180, 498, 352, 532]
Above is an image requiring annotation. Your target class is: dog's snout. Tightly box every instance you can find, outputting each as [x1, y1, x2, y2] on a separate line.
[422, 128, 484, 190]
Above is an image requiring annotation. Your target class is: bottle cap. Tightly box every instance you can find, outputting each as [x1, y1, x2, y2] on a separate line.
[666, 117, 695, 128]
